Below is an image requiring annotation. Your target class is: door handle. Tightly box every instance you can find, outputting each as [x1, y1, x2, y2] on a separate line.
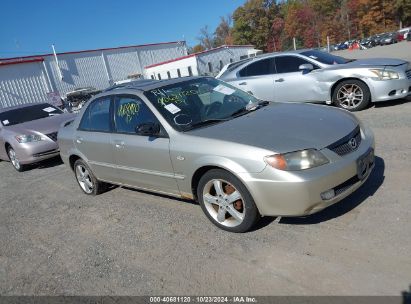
[76, 137, 83, 144]
[275, 78, 284, 83]
[239, 82, 247, 85]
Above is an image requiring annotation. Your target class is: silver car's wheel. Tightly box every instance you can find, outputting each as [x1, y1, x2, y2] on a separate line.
[333, 80, 370, 111]
[73, 159, 106, 195]
[7, 147, 24, 172]
[203, 179, 245, 228]
[197, 169, 260, 233]
[75, 164, 94, 194]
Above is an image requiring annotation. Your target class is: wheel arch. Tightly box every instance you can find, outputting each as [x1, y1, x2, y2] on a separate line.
[191, 165, 253, 202]
[191, 165, 226, 201]
[69, 154, 82, 171]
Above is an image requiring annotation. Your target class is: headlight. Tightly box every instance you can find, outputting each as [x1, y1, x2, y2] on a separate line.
[265, 149, 329, 171]
[370, 69, 399, 80]
[15, 134, 43, 143]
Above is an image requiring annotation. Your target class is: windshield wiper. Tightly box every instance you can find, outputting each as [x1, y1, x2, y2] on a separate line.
[230, 101, 269, 118]
[185, 118, 228, 131]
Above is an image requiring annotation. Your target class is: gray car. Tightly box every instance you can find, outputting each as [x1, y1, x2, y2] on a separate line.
[217, 50, 411, 111]
[58, 77, 375, 232]
[0, 103, 75, 171]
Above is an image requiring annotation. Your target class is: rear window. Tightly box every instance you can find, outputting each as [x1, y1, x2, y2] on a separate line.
[0, 103, 62, 126]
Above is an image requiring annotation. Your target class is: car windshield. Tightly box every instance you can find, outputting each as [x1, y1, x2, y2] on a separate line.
[301, 50, 351, 65]
[0, 103, 62, 126]
[144, 78, 264, 131]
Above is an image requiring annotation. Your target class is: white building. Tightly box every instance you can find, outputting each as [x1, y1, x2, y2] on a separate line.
[0, 41, 187, 108]
[144, 45, 261, 80]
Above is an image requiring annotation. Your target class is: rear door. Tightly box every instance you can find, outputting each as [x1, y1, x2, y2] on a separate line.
[111, 94, 179, 195]
[229, 57, 277, 101]
[273, 55, 321, 102]
[75, 96, 117, 181]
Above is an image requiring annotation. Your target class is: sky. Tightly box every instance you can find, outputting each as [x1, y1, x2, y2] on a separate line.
[0, 0, 246, 58]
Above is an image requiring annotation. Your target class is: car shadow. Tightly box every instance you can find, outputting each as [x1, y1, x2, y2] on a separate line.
[279, 156, 385, 225]
[26, 156, 64, 170]
[372, 96, 411, 109]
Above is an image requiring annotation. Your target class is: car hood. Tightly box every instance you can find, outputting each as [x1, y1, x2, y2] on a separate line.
[5, 113, 76, 135]
[343, 58, 407, 67]
[187, 103, 358, 153]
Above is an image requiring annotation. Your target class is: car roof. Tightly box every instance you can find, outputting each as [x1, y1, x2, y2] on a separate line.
[103, 76, 206, 93]
[0, 102, 51, 114]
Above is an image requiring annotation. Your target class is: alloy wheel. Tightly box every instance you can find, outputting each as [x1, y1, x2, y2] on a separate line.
[75, 164, 94, 194]
[202, 179, 245, 228]
[336, 83, 364, 109]
[8, 148, 21, 170]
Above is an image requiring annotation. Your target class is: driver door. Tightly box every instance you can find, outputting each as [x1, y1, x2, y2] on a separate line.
[273, 55, 321, 102]
[110, 95, 179, 195]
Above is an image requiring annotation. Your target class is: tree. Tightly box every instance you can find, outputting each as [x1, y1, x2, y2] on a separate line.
[214, 15, 233, 46]
[197, 25, 215, 50]
[189, 44, 206, 54]
[231, 0, 273, 51]
[395, 0, 411, 28]
[357, 0, 397, 36]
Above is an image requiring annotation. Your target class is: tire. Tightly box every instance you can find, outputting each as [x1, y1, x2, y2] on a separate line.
[7, 146, 25, 172]
[197, 169, 260, 233]
[73, 159, 106, 195]
[332, 79, 371, 111]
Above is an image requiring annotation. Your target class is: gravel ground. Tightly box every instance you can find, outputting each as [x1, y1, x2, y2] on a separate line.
[1, 43, 411, 296]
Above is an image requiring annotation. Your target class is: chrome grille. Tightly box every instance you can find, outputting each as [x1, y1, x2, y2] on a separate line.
[327, 126, 361, 156]
[406, 70, 411, 80]
[46, 132, 58, 142]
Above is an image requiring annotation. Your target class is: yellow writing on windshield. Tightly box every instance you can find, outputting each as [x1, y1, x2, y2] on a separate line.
[156, 90, 198, 106]
[117, 102, 140, 123]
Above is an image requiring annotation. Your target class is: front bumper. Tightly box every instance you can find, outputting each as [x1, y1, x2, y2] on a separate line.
[13, 140, 60, 165]
[238, 126, 375, 217]
[367, 77, 411, 102]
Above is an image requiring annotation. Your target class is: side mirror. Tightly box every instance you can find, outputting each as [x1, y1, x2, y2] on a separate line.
[136, 122, 160, 136]
[299, 63, 314, 72]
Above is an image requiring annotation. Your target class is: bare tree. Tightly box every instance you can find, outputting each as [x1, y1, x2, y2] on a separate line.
[214, 15, 233, 46]
[197, 25, 215, 50]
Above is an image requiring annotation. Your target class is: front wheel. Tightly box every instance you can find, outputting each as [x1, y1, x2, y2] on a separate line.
[197, 169, 260, 233]
[332, 80, 370, 111]
[8, 147, 25, 172]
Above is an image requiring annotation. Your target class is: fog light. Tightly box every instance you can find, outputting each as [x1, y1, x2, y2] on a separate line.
[321, 189, 335, 200]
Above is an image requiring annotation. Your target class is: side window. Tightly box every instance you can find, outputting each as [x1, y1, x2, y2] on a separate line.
[275, 56, 312, 73]
[79, 97, 111, 132]
[238, 58, 274, 77]
[114, 96, 158, 134]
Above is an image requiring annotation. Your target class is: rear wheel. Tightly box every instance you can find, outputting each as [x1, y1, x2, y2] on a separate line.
[74, 159, 106, 195]
[197, 169, 260, 233]
[7, 147, 25, 172]
[332, 80, 370, 111]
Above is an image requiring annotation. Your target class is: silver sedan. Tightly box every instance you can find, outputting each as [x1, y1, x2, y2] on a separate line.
[217, 50, 411, 111]
[58, 77, 375, 232]
[0, 103, 75, 171]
